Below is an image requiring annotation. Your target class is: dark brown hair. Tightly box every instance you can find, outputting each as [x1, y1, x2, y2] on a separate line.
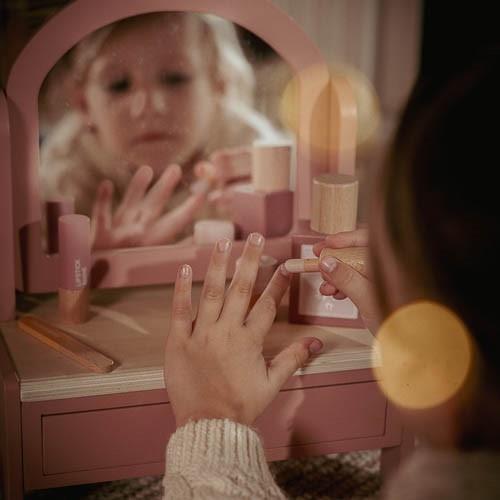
[374, 50, 500, 378]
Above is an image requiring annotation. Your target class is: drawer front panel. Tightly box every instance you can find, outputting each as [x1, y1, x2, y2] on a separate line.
[43, 403, 174, 474]
[257, 381, 386, 448]
[42, 382, 386, 475]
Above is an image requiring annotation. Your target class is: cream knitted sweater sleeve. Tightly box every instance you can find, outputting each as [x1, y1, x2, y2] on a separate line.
[163, 419, 286, 499]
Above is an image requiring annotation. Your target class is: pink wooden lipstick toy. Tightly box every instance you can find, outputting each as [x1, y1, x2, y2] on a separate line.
[58, 214, 91, 323]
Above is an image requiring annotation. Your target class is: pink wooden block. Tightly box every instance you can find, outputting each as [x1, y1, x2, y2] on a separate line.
[232, 184, 294, 238]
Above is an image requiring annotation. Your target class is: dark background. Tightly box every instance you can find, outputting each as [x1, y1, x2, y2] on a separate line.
[420, 0, 500, 78]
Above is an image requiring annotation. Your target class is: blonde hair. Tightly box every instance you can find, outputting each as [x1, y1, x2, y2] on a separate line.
[70, 12, 256, 108]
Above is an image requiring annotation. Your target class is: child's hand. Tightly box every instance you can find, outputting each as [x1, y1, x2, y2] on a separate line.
[90, 164, 205, 249]
[164, 233, 323, 428]
[313, 229, 380, 333]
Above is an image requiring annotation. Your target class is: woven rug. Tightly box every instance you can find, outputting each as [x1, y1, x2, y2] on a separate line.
[24, 450, 381, 499]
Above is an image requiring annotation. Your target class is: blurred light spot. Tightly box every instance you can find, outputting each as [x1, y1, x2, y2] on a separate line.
[279, 63, 380, 155]
[373, 301, 474, 410]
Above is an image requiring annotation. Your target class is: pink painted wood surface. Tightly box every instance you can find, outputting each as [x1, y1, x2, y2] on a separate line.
[232, 187, 294, 238]
[380, 422, 415, 480]
[256, 382, 386, 448]
[294, 66, 331, 223]
[0, 333, 23, 500]
[0, 90, 16, 320]
[42, 404, 175, 475]
[21, 369, 404, 490]
[39, 381, 385, 476]
[19, 225, 291, 292]
[6, 0, 327, 293]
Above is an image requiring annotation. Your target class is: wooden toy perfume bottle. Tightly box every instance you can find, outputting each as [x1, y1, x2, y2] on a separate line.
[289, 173, 364, 327]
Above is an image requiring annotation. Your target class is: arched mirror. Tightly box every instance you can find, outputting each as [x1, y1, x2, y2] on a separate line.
[6, 0, 352, 293]
[38, 12, 294, 249]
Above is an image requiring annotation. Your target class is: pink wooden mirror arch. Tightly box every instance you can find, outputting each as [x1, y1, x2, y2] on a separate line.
[5, 0, 334, 293]
[0, 90, 16, 320]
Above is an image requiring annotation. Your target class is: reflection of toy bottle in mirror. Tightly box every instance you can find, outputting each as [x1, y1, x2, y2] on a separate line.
[45, 198, 75, 253]
[58, 214, 90, 324]
[231, 143, 293, 238]
[289, 173, 364, 327]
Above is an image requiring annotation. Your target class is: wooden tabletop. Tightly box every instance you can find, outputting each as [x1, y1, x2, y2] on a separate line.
[1, 284, 378, 401]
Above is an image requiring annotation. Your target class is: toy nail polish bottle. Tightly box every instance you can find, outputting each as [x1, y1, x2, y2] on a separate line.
[288, 173, 364, 327]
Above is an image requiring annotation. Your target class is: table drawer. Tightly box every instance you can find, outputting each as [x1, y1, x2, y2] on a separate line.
[43, 403, 174, 475]
[42, 381, 386, 475]
[257, 381, 387, 448]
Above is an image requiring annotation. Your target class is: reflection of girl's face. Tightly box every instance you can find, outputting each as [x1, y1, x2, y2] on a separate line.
[81, 15, 220, 174]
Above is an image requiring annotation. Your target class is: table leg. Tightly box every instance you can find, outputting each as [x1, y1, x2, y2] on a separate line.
[0, 332, 23, 500]
[380, 426, 415, 481]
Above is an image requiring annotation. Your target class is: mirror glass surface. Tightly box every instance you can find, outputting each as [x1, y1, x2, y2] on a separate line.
[38, 11, 294, 251]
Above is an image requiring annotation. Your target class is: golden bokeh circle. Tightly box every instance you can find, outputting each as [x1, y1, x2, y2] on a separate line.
[279, 63, 380, 154]
[373, 301, 474, 410]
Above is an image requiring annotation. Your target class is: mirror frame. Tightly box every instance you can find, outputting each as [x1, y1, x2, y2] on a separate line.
[5, 0, 354, 293]
[0, 89, 16, 318]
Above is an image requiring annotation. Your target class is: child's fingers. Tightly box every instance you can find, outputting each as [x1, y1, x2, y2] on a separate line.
[169, 264, 193, 339]
[267, 337, 323, 390]
[114, 165, 154, 223]
[195, 239, 232, 326]
[245, 265, 290, 339]
[139, 164, 182, 223]
[319, 257, 375, 315]
[312, 228, 369, 256]
[143, 192, 206, 246]
[219, 233, 264, 326]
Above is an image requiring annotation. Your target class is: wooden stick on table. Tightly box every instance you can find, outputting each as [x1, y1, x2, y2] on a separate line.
[17, 315, 116, 374]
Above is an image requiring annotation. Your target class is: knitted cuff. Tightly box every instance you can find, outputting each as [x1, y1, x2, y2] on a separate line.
[165, 418, 273, 480]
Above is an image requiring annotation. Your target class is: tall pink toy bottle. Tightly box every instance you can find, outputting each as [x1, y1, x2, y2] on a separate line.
[58, 214, 91, 324]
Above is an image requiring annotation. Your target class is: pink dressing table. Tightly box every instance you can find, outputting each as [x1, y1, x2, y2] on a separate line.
[1, 284, 412, 498]
[0, 1, 413, 498]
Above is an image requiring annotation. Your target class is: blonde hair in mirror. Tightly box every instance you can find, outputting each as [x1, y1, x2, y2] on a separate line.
[69, 12, 256, 110]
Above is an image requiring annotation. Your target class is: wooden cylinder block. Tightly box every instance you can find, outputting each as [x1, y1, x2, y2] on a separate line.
[252, 143, 291, 192]
[311, 174, 358, 234]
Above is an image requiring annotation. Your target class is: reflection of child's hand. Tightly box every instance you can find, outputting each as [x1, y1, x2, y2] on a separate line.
[91, 164, 206, 250]
[164, 233, 323, 428]
[194, 146, 252, 187]
[193, 147, 252, 216]
[313, 229, 380, 333]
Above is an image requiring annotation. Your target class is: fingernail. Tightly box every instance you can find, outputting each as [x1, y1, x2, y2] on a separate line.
[320, 256, 337, 273]
[249, 232, 264, 247]
[168, 163, 182, 177]
[279, 264, 290, 277]
[179, 264, 191, 278]
[217, 238, 231, 253]
[308, 339, 323, 354]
